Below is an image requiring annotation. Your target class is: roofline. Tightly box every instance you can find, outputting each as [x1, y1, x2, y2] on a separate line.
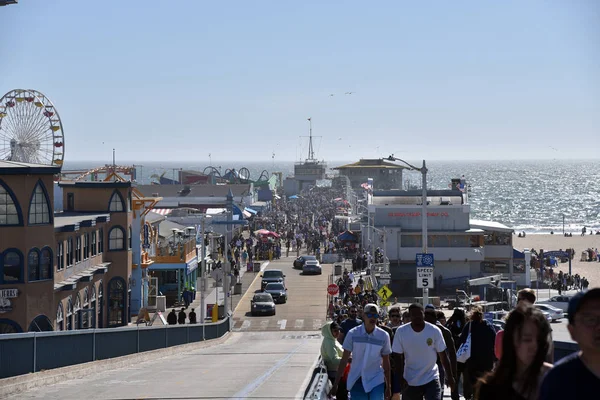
[59, 181, 131, 188]
[0, 166, 62, 175]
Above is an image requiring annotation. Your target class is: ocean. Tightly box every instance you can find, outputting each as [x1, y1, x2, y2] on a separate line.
[62, 159, 600, 235]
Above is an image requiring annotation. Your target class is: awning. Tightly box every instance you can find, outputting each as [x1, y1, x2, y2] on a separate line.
[152, 208, 173, 216]
[513, 249, 525, 259]
[54, 262, 111, 291]
[206, 208, 226, 215]
[245, 207, 258, 215]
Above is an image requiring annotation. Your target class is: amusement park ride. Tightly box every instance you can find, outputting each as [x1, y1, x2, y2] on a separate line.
[1, 88, 280, 187]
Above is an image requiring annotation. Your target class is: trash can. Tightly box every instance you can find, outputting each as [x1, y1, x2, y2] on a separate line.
[156, 296, 166, 312]
[234, 282, 242, 295]
[218, 305, 225, 319]
[253, 262, 261, 272]
[334, 264, 342, 276]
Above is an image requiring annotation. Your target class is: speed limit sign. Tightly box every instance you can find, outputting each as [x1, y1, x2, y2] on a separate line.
[417, 267, 434, 289]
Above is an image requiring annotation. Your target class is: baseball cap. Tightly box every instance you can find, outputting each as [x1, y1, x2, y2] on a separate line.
[364, 303, 380, 315]
[425, 304, 435, 310]
[567, 288, 600, 324]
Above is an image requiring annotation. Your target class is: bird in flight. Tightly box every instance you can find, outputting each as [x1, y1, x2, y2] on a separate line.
[329, 94, 335, 97]
[345, 92, 354, 95]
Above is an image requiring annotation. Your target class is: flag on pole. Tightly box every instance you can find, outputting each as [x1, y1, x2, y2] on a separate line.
[307, 117, 311, 121]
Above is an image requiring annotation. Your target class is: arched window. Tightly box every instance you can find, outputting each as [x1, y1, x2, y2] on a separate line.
[28, 181, 51, 225]
[73, 294, 81, 330]
[90, 286, 97, 328]
[28, 315, 53, 332]
[128, 225, 132, 249]
[1, 249, 24, 284]
[108, 277, 126, 327]
[40, 247, 52, 280]
[0, 179, 23, 226]
[98, 281, 104, 328]
[56, 302, 64, 331]
[108, 190, 125, 212]
[108, 226, 125, 250]
[66, 298, 73, 330]
[0, 319, 23, 334]
[28, 248, 40, 282]
[82, 288, 90, 329]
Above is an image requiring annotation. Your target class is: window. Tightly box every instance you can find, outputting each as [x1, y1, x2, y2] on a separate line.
[56, 303, 64, 331]
[67, 238, 73, 267]
[98, 229, 104, 253]
[82, 288, 90, 329]
[128, 191, 132, 212]
[0, 180, 22, 226]
[108, 277, 126, 327]
[56, 241, 64, 271]
[108, 226, 125, 250]
[76, 235, 82, 263]
[28, 182, 51, 225]
[84, 233, 90, 260]
[98, 281, 103, 328]
[108, 190, 125, 212]
[28, 249, 40, 282]
[128, 226, 132, 249]
[90, 286, 97, 328]
[1, 250, 23, 283]
[66, 298, 73, 331]
[91, 232, 97, 256]
[67, 193, 74, 211]
[73, 294, 81, 330]
[40, 247, 52, 280]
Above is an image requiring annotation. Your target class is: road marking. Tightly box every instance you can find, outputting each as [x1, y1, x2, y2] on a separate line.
[277, 319, 287, 330]
[260, 320, 269, 330]
[239, 320, 251, 331]
[230, 340, 307, 399]
[313, 319, 322, 330]
[294, 319, 304, 329]
[232, 261, 270, 315]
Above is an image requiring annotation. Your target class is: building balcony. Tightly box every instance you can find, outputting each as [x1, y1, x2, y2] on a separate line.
[483, 245, 513, 259]
[150, 239, 197, 264]
[398, 246, 485, 262]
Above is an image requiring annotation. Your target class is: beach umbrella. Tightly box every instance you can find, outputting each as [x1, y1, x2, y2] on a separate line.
[254, 229, 270, 235]
[288, 195, 299, 199]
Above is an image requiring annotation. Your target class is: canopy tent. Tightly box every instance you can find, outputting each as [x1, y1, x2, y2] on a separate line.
[513, 249, 525, 259]
[254, 229, 280, 238]
[338, 230, 359, 242]
[288, 195, 299, 199]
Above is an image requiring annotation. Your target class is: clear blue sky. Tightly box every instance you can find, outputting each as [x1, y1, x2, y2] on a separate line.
[1, 0, 598, 162]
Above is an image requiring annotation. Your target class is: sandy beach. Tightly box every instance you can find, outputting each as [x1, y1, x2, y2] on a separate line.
[514, 234, 600, 288]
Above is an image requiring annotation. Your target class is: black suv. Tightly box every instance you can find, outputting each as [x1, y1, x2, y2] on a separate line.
[261, 269, 285, 291]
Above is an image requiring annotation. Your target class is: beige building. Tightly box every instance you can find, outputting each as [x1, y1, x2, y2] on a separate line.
[333, 159, 405, 190]
[0, 161, 133, 333]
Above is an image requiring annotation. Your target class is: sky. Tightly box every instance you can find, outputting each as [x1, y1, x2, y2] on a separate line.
[1, 0, 598, 162]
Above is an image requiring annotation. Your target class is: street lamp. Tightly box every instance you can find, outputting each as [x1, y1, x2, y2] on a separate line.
[388, 155, 429, 304]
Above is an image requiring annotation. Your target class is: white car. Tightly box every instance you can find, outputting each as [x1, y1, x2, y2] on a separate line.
[534, 304, 563, 322]
[538, 295, 572, 313]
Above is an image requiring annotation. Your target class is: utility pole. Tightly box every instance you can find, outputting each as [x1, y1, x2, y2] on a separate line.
[421, 160, 429, 306]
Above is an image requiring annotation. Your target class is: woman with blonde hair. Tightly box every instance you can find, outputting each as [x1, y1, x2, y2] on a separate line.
[476, 305, 552, 399]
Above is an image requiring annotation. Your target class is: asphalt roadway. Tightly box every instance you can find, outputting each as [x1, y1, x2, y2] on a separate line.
[15, 255, 330, 400]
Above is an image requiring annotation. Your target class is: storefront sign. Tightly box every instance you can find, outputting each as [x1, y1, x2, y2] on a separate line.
[388, 212, 449, 217]
[0, 288, 18, 314]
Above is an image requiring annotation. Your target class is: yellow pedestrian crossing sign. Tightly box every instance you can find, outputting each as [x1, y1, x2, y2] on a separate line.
[379, 300, 391, 307]
[377, 285, 392, 302]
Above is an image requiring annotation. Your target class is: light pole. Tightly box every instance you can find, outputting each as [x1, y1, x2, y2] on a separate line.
[388, 156, 429, 304]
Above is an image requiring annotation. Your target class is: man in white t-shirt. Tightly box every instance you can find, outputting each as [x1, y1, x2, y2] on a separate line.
[392, 303, 454, 400]
[331, 303, 392, 400]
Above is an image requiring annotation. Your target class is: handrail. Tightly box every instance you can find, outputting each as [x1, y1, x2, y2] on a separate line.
[303, 356, 330, 399]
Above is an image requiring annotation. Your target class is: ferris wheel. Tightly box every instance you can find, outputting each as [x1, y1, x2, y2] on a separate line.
[0, 89, 65, 167]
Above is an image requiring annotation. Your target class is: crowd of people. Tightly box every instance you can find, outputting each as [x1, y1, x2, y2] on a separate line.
[321, 287, 600, 399]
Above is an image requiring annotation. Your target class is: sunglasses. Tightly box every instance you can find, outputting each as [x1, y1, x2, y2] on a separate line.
[365, 313, 379, 319]
[389, 314, 400, 318]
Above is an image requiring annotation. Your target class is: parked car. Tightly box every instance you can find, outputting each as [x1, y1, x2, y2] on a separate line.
[538, 295, 572, 313]
[261, 269, 286, 290]
[541, 310, 553, 323]
[251, 293, 276, 316]
[534, 303, 563, 322]
[264, 282, 288, 304]
[293, 255, 317, 269]
[302, 260, 322, 275]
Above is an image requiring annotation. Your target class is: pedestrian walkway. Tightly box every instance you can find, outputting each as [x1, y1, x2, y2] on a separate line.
[149, 260, 270, 325]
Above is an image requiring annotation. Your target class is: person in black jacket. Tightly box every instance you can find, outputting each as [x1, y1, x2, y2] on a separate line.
[178, 308, 186, 325]
[457, 306, 496, 397]
[167, 309, 177, 325]
[447, 308, 469, 400]
[187, 308, 196, 324]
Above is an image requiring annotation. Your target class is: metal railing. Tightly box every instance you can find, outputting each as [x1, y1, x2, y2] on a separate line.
[0, 317, 231, 379]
